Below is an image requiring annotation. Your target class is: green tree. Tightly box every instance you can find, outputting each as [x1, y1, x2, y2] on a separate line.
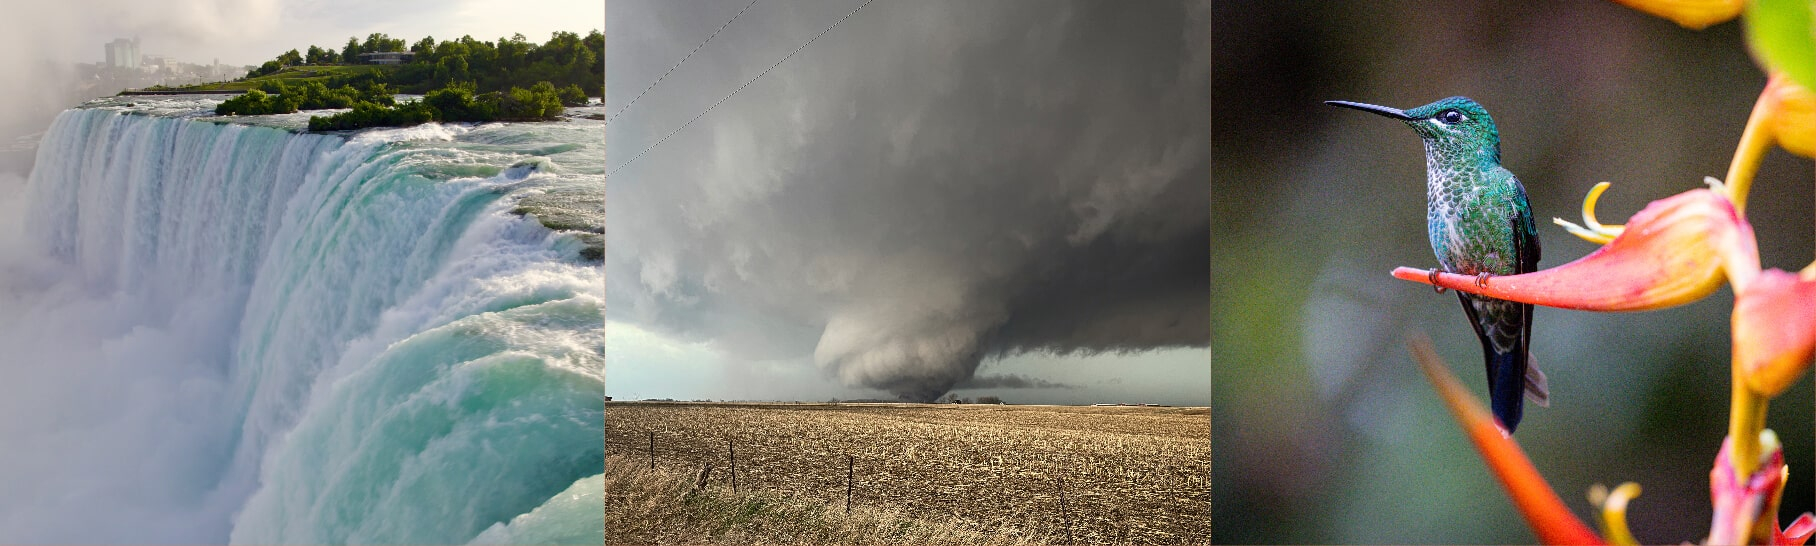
[256, 79, 289, 95]
[342, 37, 362, 62]
[357, 81, 396, 106]
[305, 45, 327, 65]
[362, 32, 405, 54]
[362, 33, 387, 53]
[437, 55, 470, 86]
[216, 89, 300, 115]
[496, 34, 530, 73]
[307, 100, 433, 131]
[566, 45, 596, 92]
[424, 82, 491, 122]
[249, 60, 282, 78]
[411, 36, 437, 59]
[277, 49, 303, 67]
[542, 31, 582, 66]
[462, 37, 498, 84]
[583, 30, 603, 62]
[290, 81, 360, 110]
[506, 81, 564, 120]
[557, 84, 588, 107]
[433, 40, 471, 62]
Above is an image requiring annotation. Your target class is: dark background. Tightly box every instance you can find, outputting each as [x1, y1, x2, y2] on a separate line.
[1213, 1, 1816, 543]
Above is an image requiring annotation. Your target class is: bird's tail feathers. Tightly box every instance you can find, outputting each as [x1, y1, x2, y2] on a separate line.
[1524, 353, 1549, 408]
[1488, 349, 1527, 432]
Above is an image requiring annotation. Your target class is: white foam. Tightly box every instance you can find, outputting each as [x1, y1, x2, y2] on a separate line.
[0, 107, 602, 544]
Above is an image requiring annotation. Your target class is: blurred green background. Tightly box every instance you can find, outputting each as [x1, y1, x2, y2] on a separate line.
[1212, 1, 1815, 543]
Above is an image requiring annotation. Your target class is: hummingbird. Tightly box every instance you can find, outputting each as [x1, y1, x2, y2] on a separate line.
[1326, 96, 1548, 433]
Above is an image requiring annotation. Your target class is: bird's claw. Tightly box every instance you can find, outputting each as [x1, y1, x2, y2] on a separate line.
[1428, 269, 1447, 294]
[1475, 272, 1491, 288]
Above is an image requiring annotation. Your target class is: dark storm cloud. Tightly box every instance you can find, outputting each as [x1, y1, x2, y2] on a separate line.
[606, 0, 1208, 402]
[956, 374, 1080, 391]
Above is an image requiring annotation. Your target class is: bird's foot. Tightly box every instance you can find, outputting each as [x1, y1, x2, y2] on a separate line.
[1428, 269, 1446, 294]
[1475, 272, 1492, 288]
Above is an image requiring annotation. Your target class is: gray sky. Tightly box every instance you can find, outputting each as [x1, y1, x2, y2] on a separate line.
[605, 0, 1210, 405]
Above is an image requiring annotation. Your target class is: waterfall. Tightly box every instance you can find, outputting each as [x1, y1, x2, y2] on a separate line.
[0, 107, 603, 544]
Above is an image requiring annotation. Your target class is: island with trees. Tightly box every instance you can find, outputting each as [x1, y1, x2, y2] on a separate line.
[175, 31, 602, 131]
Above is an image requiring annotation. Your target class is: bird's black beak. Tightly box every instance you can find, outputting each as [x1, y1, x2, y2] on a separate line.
[1325, 100, 1413, 120]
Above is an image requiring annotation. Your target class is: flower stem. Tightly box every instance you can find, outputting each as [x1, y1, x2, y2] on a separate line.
[1724, 76, 1782, 216]
[1718, 381, 1769, 543]
[1727, 376, 1767, 478]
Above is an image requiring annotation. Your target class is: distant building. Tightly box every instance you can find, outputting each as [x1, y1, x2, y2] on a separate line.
[357, 51, 414, 65]
[105, 38, 140, 70]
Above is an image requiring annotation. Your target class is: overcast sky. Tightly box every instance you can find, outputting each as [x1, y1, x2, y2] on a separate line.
[605, 0, 1210, 405]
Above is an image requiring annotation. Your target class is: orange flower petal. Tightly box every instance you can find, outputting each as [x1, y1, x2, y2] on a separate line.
[1735, 269, 1816, 397]
[1610, 0, 1744, 29]
[1393, 189, 1758, 311]
[1767, 76, 1816, 158]
[1408, 334, 1606, 546]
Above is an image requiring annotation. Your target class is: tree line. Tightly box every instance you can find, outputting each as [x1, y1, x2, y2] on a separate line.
[245, 31, 603, 97]
[215, 78, 588, 130]
[307, 81, 581, 130]
[219, 30, 601, 130]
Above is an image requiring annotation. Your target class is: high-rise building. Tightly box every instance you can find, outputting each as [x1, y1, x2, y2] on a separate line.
[105, 38, 140, 70]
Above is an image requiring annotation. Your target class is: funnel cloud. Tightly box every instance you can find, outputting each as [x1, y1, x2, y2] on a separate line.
[607, 0, 1208, 401]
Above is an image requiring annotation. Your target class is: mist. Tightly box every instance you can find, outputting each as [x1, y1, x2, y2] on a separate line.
[606, 0, 1209, 402]
[0, 5, 271, 540]
[0, 1, 278, 177]
[0, 2, 605, 540]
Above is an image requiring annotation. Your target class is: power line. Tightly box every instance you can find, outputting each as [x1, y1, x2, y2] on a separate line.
[605, 0, 761, 127]
[606, 0, 878, 180]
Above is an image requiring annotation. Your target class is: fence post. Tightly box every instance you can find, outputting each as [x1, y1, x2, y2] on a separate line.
[729, 439, 738, 492]
[846, 454, 854, 513]
[648, 431, 655, 469]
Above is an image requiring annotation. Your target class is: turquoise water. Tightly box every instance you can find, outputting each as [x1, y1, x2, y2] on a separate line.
[0, 98, 602, 543]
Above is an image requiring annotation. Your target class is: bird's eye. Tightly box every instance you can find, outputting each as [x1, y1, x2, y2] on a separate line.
[1438, 109, 1465, 124]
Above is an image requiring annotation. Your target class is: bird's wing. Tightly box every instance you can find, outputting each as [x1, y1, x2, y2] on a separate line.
[1510, 177, 1545, 405]
[1512, 178, 1541, 274]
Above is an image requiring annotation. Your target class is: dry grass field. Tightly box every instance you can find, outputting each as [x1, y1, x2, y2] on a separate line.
[604, 402, 1209, 544]
[603, 454, 1059, 545]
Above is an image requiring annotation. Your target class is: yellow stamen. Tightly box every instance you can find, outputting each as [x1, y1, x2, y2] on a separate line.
[1553, 182, 1625, 244]
[1588, 482, 1643, 546]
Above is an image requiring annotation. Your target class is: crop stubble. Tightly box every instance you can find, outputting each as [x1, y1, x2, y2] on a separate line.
[606, 402, 1209, 544]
